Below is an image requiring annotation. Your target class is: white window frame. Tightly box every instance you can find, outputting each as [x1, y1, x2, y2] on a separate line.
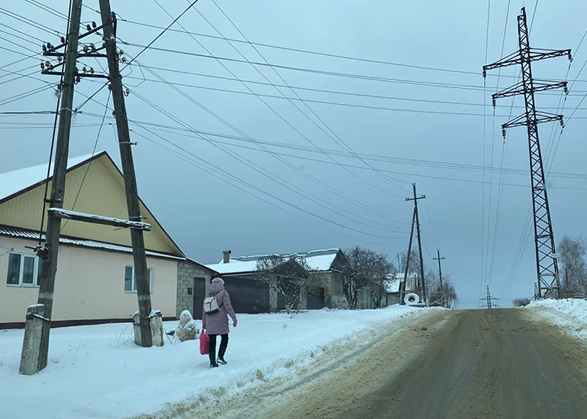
[6, 252, 42, 287]
[124, 266, 154, 293]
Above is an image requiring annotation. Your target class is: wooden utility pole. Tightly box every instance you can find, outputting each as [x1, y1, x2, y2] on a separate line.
[400, 209, 416, 305]
[406, 183, 427, 305]
[19, 0, 83, 375]
[98, 0, 153, 347]
[433, 249, 446, 307]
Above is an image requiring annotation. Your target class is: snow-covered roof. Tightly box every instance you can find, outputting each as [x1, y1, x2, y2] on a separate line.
[384, 273, 418, 294]
[0, 225, 185, 260]
[0, 153, 98, 202]
[206, 248, 341, 275]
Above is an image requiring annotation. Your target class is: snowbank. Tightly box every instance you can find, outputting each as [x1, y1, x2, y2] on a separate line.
[0, 305, 421, 419]
[525, 298, 587, 342]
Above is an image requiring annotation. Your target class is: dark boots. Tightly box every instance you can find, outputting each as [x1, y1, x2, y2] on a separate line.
[217, 343, 227, 365]
[217, 334, 229, 364]
[209, 334, 228, 367]
[209, 347, 218, 368]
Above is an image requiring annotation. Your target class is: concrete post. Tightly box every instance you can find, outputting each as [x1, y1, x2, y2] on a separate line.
[20, 304, 48, 375]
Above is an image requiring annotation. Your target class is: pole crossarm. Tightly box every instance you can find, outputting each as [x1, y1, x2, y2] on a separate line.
[492, 81, 567, 101]
[48, 208, 152, 231]
[483, 48, 571, 73]
[502, 112, 564, 129]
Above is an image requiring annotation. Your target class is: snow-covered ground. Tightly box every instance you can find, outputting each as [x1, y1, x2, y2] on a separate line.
[526, 298, 587, 342]
[0, 305, 422, 419]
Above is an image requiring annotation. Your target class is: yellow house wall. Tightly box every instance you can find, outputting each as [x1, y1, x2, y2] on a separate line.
[0, 155, 181, 255]
[0, 236, 178, 324]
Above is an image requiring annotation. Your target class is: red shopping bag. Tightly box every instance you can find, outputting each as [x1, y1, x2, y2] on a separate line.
[200, 330, 209, 355]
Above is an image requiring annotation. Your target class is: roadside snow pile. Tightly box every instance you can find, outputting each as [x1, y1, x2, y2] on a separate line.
[0, 305, 422, 419]
[526, 299, 587, 342]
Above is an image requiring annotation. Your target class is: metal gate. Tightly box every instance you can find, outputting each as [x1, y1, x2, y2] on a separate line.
[307, 287, 325, 310]
[192, 277, 206, 319]
[224, 276, 270, 313]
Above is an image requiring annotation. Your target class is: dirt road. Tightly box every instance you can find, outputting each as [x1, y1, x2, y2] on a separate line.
[189, 308, 587, 419]
[176, 309, 587, 419]
[340, 308, 587, 419]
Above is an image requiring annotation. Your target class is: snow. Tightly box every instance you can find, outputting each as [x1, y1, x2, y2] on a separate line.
[0, 305, 421, 419]
[48, 208, 152, 231]
[206, 248, 340, 274]
[0, 153, 97, 201]
[385, 278, 400, 293]
[525, 298, 587, 342]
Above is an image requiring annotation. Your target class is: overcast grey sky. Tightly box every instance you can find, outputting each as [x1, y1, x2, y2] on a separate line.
[1, 0, 586, 309]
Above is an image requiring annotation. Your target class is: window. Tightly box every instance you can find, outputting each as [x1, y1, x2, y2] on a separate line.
[124, 266, 154, 293]
[6, 253, 42, 287]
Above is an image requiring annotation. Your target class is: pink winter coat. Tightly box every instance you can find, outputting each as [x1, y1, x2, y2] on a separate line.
[202, 282, 237, 335]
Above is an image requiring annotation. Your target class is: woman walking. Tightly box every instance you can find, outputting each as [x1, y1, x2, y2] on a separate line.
[202, 277, 237, 368]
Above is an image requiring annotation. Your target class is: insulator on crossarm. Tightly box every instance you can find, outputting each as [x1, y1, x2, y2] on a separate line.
[40, 62, 44, 70]
[82, 66, 87, 73]
[42, 44, 47, 53]
[57, 56, 62, 62]
[502, 128, 506, 139]
[90, 67, 95, 75]
[564, 85, 569, 95]
[60, 36, 65, 44]
[569, 53, 573, 62]
[92, 21, 97, 29]
[492, 98, 496, 108]
[45, 61, 51, 68]
[483, 69, 486, 79]
[86, 24, 92, 32]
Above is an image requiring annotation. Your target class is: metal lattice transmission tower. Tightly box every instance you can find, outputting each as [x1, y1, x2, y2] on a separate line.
[480, 285, 499, 309]
[483, 7, 571, 299]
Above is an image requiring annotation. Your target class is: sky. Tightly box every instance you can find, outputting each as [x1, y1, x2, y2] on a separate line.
[1, 0, 586, 309]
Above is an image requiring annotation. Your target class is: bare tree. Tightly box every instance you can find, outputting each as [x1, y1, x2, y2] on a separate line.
[256, 256, 312, 314]
[559, 236, 587, 297]
[512, 298, 531, 307]
[427, 273, 458, 308]
[342, 246, 394, 310]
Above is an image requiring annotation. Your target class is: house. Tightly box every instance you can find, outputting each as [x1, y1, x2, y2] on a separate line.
[205, 248, 349, 312]
[384, 273, 419, 305]
[0, 151, 214, 328]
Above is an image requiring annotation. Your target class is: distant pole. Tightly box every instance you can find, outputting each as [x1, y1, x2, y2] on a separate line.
[99, 0, 153, 347]
[400, 209, 416, 305]
[19, 0, 83, 375]
[433, 249, 446, 307]
[406, 184, 427, 305]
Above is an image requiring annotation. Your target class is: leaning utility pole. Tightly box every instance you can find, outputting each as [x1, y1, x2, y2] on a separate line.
[399, 209, 416, 305]
[99, 0, 153, 347]
[483, 7, 571, 299]
[19, 0, 83, 375]
[433, 250, 446, 307]
[406, 184, 427, 305]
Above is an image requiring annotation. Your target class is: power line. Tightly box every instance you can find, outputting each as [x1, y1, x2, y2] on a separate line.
[206, 0, 410, 194]
[0, 7, 63, 36]
[74, 110, 587, 181]
[123, 0, 201, 68]
[153, 0, 408, 199]
[129, 87, 409, 235]
[123, 42, 573, 93]
[119, 72, 586, 111]
[119, 15, 587, 83]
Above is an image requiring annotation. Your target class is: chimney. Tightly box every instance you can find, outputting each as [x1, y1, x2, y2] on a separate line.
[223, 250, 231, 264]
